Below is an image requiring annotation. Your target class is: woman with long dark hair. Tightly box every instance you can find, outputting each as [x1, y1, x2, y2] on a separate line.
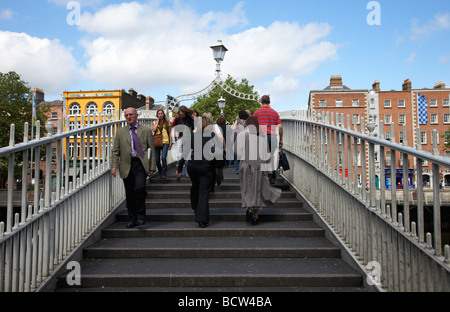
[152, 109, 172, 179]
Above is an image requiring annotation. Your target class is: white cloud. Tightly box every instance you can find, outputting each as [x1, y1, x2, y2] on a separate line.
[410, 13, 450, 40]
[77, 2, 338, 105]
[406, 52, 416, 64]
[0, 9, 14, 20]
[0, 31, 78, 95]
[48, 0, 105, 7]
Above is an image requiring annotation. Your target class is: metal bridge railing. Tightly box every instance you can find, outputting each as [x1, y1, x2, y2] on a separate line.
[0, 113, 146, 292]
[280, 110, 450, 291]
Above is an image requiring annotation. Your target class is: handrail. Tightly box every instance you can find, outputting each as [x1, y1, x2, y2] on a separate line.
[0, 113, 155, 292]
[280, 109, 450, 291]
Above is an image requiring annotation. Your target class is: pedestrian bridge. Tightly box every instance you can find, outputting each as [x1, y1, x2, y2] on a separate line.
[0, 110, 449, 292]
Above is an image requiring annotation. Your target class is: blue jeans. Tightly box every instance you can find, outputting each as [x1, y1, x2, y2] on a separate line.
[155, 144, 169, 176]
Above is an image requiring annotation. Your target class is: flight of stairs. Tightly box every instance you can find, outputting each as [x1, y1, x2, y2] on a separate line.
[55, 166, 365, 292]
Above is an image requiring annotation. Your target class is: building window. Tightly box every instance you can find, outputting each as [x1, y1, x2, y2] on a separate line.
[444, 98, 449, 107]
[319, 100, 326, 107]
[69, 102, 81, 116]
[352, 114, 360, 125]
[336, 113, 344, 125]
[385, 131, 391, 141]
[398, 99, 405, 107]
[444, 113, 450, 124]
[430, 99, 437, 107]
[384, 100, 391, 108]
[86, 102, 98, 115]
[421, 131, 427, 144]
[51, 112, 58, 119]
[335, 99, 343, 107]
[103, 101, 115, 116]
[352, 99, 359, 107]
[399, 114, 406, 124]
[430, 113, 438, 124]
[399, 131, 404, 144]
[444, 131, 450, 145]
[385, 114, 392, 124]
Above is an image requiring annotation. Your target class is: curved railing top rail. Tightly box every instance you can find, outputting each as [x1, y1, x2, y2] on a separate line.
[281, 110, 450, 169]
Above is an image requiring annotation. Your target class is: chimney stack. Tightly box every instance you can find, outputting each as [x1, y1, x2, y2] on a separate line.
[129, 88, 137, 97]
[402, 79, 412, 91]
[434, 81, 446, 89]
[330, 75, 343, 88]
[372, 80, 380, 92]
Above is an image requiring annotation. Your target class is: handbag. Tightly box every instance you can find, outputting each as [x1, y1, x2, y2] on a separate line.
[279, 149, 290, 171]
[153, 125, 164, 148]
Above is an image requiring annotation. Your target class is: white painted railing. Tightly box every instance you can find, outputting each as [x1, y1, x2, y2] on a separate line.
[280, 110, 450, 291]
[0, 113, 141, 292]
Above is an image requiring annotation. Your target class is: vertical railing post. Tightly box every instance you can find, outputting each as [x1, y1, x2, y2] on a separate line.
[402, 124, 410, 232]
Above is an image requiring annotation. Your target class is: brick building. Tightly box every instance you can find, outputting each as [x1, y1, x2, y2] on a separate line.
[308, 76, 450, 189]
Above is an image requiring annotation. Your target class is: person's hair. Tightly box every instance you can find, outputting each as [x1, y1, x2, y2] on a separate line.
[261, 95, 270, 105]
[216, 115, 227, 125]
[156, 109, 169, 128]
[191, 109, 199, 117]
[238, 110, 249, 120]
[245, 116, 261, 135]
[179, 105, 192, 117]
[203, 112, 213, 123]
[202, 115, 213, 130]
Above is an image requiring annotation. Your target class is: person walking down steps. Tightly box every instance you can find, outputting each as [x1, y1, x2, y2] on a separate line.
[111, 107, 156, 228]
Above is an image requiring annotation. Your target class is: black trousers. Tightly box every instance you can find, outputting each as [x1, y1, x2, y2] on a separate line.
[187, 160, 214, 224]
[267, 134, 277, 180]
[123, 158, 147, 222]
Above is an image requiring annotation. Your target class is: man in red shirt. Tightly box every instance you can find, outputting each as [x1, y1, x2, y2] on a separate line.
[253, 95, 283, 183]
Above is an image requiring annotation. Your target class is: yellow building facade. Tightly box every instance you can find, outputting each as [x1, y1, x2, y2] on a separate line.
[63, 89, 147, 161]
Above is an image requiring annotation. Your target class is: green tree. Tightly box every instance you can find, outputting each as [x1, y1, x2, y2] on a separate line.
[442, 130, 450, 150]
[0, 71, 48, 147]
[191, 75, 260, 123]
[0, 71, 48, 179]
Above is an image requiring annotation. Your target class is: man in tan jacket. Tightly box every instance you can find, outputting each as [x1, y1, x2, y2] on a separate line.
[111, 107, 156, 228]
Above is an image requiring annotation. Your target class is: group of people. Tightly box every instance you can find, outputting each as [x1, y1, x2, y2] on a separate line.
[111, 94, 283, 229]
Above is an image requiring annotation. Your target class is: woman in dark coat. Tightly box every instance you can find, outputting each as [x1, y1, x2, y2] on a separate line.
[186, 116, 217, 228]
[236, 116, 281, 225]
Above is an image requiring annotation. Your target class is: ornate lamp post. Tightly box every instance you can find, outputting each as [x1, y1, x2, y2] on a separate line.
[210, 40, 228, 80]
[217, 97, 226, 115]
[166, 40, 260, 112]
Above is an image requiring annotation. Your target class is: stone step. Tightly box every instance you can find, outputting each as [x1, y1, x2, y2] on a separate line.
[83, 236, 341, 258]
[114, 208, 311, 222]
[54, 165, 365, 292]
[57, 257, 362, 289]
[101, 221, 325, 238]
[147, 189, 297, 199]
[145, 198, 302, 209]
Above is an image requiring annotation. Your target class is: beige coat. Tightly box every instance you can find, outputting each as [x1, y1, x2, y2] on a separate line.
[111, 124, 156, 179]
[236, 129, 281, 208]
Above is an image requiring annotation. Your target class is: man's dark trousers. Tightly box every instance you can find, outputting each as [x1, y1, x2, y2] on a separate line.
[123, 157, 147, 223]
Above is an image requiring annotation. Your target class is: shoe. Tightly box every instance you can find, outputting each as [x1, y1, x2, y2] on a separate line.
[126, 221, 137, 228]
[198, 222, 208, 228]
[245, 208, 252, 222]
[252, 218, 259, 225]
[161, 175, 166, 179]
[136, 219, 146, 226]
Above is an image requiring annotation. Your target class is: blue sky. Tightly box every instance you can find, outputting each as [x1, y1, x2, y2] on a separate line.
[1, 0, 449, 111]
